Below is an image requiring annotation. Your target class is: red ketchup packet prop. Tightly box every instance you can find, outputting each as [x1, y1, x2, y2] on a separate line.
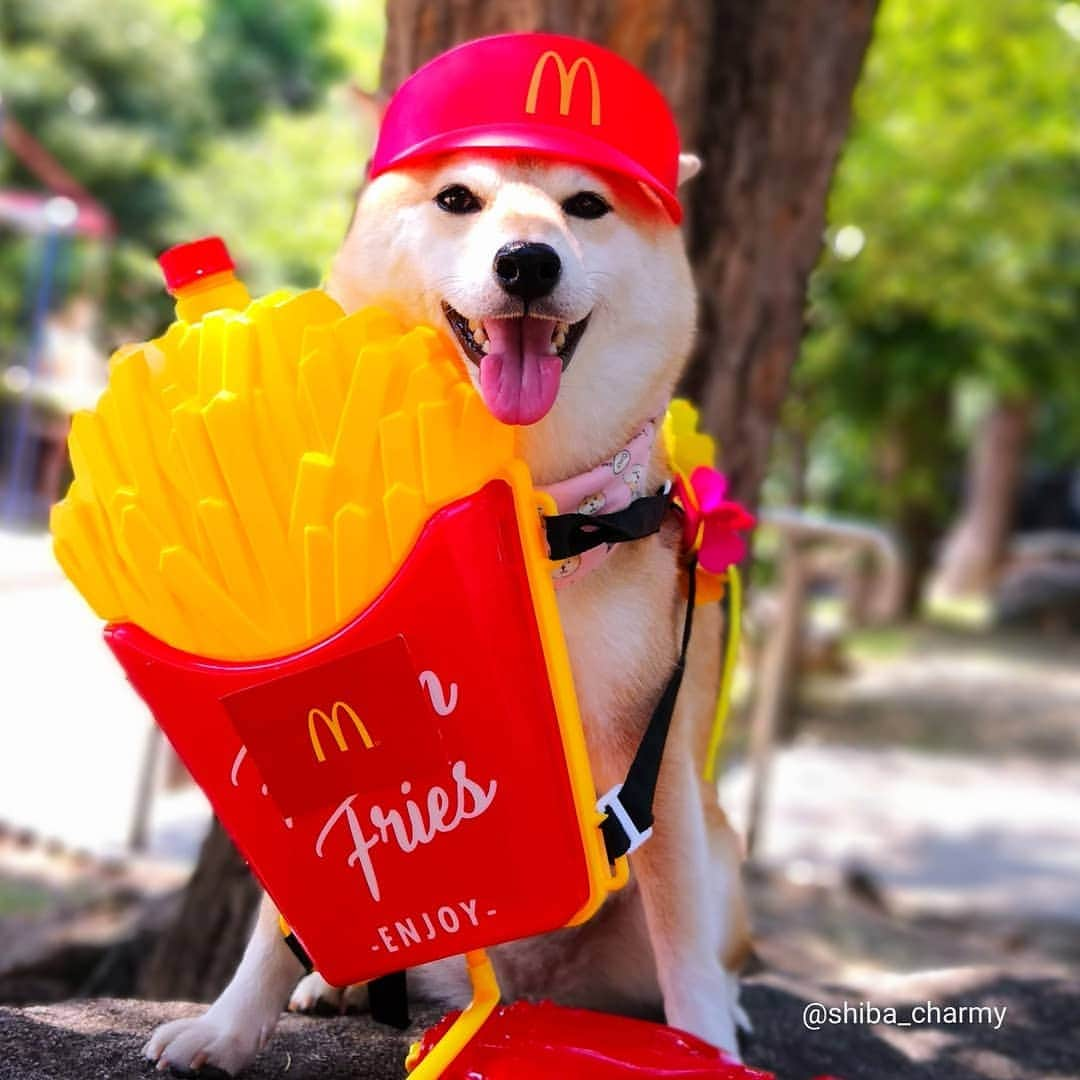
[409, 1001, 776, 1080]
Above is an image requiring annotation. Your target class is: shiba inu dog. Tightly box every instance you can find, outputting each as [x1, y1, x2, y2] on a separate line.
[145, 33, 750, 1076]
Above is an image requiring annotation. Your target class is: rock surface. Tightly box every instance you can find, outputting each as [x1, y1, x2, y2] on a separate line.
[1, 970, 1078, 1080]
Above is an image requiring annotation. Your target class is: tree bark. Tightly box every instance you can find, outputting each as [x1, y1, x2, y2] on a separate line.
[935, 397, 1032, 597]
[381, 0, 878, 511]
[137, 821, 260, 1002]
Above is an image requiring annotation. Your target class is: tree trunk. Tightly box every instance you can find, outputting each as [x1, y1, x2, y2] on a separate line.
[677, 4, 878, 511]
[897, 496, 944, 618]
[875, 387, 954, 617]
[138, 820, 260, 1002]
[150, 0, 877, 990]
[381, 0, 878, 511]
[935, 397, 1032, 598]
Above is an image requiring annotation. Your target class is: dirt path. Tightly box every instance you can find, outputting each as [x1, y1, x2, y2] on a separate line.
[2, 976, 1077, 1080]
[717, 623, 1080, 1076]
[723, 744, 1080, 921]
[0, 531, 211, 859]
[721, 625, 1080, 925]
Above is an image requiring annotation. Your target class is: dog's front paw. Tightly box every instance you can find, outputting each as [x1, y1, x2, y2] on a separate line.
[288, 972, 343, 1014]
[288, 972, 369, 1015]
[143, 1008, 273, 1076]
[664, 969, 746, 1061]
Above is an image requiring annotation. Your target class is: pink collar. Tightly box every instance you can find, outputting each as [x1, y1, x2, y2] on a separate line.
[540, 417, 660, 588]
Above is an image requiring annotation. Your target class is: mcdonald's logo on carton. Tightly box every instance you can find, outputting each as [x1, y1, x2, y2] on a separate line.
[224, 635, 444, 819]
[308, 701, 375, 762]
[525, 50, 601, 126]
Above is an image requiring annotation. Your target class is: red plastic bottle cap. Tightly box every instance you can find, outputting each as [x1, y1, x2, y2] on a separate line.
[158, 236, 235, 292]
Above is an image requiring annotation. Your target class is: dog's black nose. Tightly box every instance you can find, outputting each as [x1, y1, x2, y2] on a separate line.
[493, 242, 561, 301]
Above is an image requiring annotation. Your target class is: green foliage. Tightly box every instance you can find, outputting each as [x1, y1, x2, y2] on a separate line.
[0, 0, 380, 342]
[165, 1, 386, 296]
[169, 98, 374, 295]
[200, 0, 344, 128]
[324, 0, 386, 93]
[792, 0, 1080, 525]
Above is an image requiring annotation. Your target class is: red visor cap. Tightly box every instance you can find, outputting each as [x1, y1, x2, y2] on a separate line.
[370, 33, 684, 223]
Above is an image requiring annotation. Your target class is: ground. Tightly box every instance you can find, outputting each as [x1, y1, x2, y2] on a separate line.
[1, 533, 1079, 1078]
[1, 967, 1077, 1080]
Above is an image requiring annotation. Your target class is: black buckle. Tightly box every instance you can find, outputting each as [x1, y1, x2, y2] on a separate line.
[597, 783, 654, 858]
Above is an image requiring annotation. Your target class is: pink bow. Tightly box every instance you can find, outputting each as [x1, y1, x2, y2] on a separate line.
[675, 467, 755, 574]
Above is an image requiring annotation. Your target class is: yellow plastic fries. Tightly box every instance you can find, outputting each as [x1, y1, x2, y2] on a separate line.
[51, 291, 516, 661]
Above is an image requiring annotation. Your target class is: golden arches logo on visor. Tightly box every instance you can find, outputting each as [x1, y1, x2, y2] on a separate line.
[525, 50, 601, 127]
[308, 701, 375, 763]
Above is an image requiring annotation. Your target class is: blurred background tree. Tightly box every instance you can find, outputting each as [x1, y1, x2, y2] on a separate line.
[0, 0, 377, 342]
[786, 0, 1080, 609]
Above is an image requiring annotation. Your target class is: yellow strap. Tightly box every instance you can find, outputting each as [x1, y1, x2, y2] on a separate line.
[703, 564, 742, 784]
[405, 949, 499, 1077]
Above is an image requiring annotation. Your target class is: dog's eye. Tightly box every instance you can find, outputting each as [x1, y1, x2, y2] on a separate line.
[435, 185, 482, 214]
[562, 191, 611, 220]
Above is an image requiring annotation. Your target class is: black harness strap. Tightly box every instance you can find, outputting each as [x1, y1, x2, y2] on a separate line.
[368, 970, 411, 1029]
[542, 487, 698, 864]
[599, 556, 696, 861]
[281, 927, 313, 974]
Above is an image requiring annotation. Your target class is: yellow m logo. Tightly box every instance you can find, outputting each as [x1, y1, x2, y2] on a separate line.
[308, 701, 375, 763]
[525, 51, 601, 127]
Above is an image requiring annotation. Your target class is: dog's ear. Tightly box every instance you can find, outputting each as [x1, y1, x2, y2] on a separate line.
[348, 82, 388, 129]
[677, 153, 703, 186]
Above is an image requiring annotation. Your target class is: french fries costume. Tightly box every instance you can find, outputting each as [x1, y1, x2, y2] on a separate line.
[51, 33, 755, 1080]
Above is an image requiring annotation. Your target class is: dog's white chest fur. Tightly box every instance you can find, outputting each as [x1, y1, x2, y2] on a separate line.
[556, 534, 681, 781]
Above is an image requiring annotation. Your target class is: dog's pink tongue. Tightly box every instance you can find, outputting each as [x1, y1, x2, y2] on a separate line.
[479, 316, 561, 426]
